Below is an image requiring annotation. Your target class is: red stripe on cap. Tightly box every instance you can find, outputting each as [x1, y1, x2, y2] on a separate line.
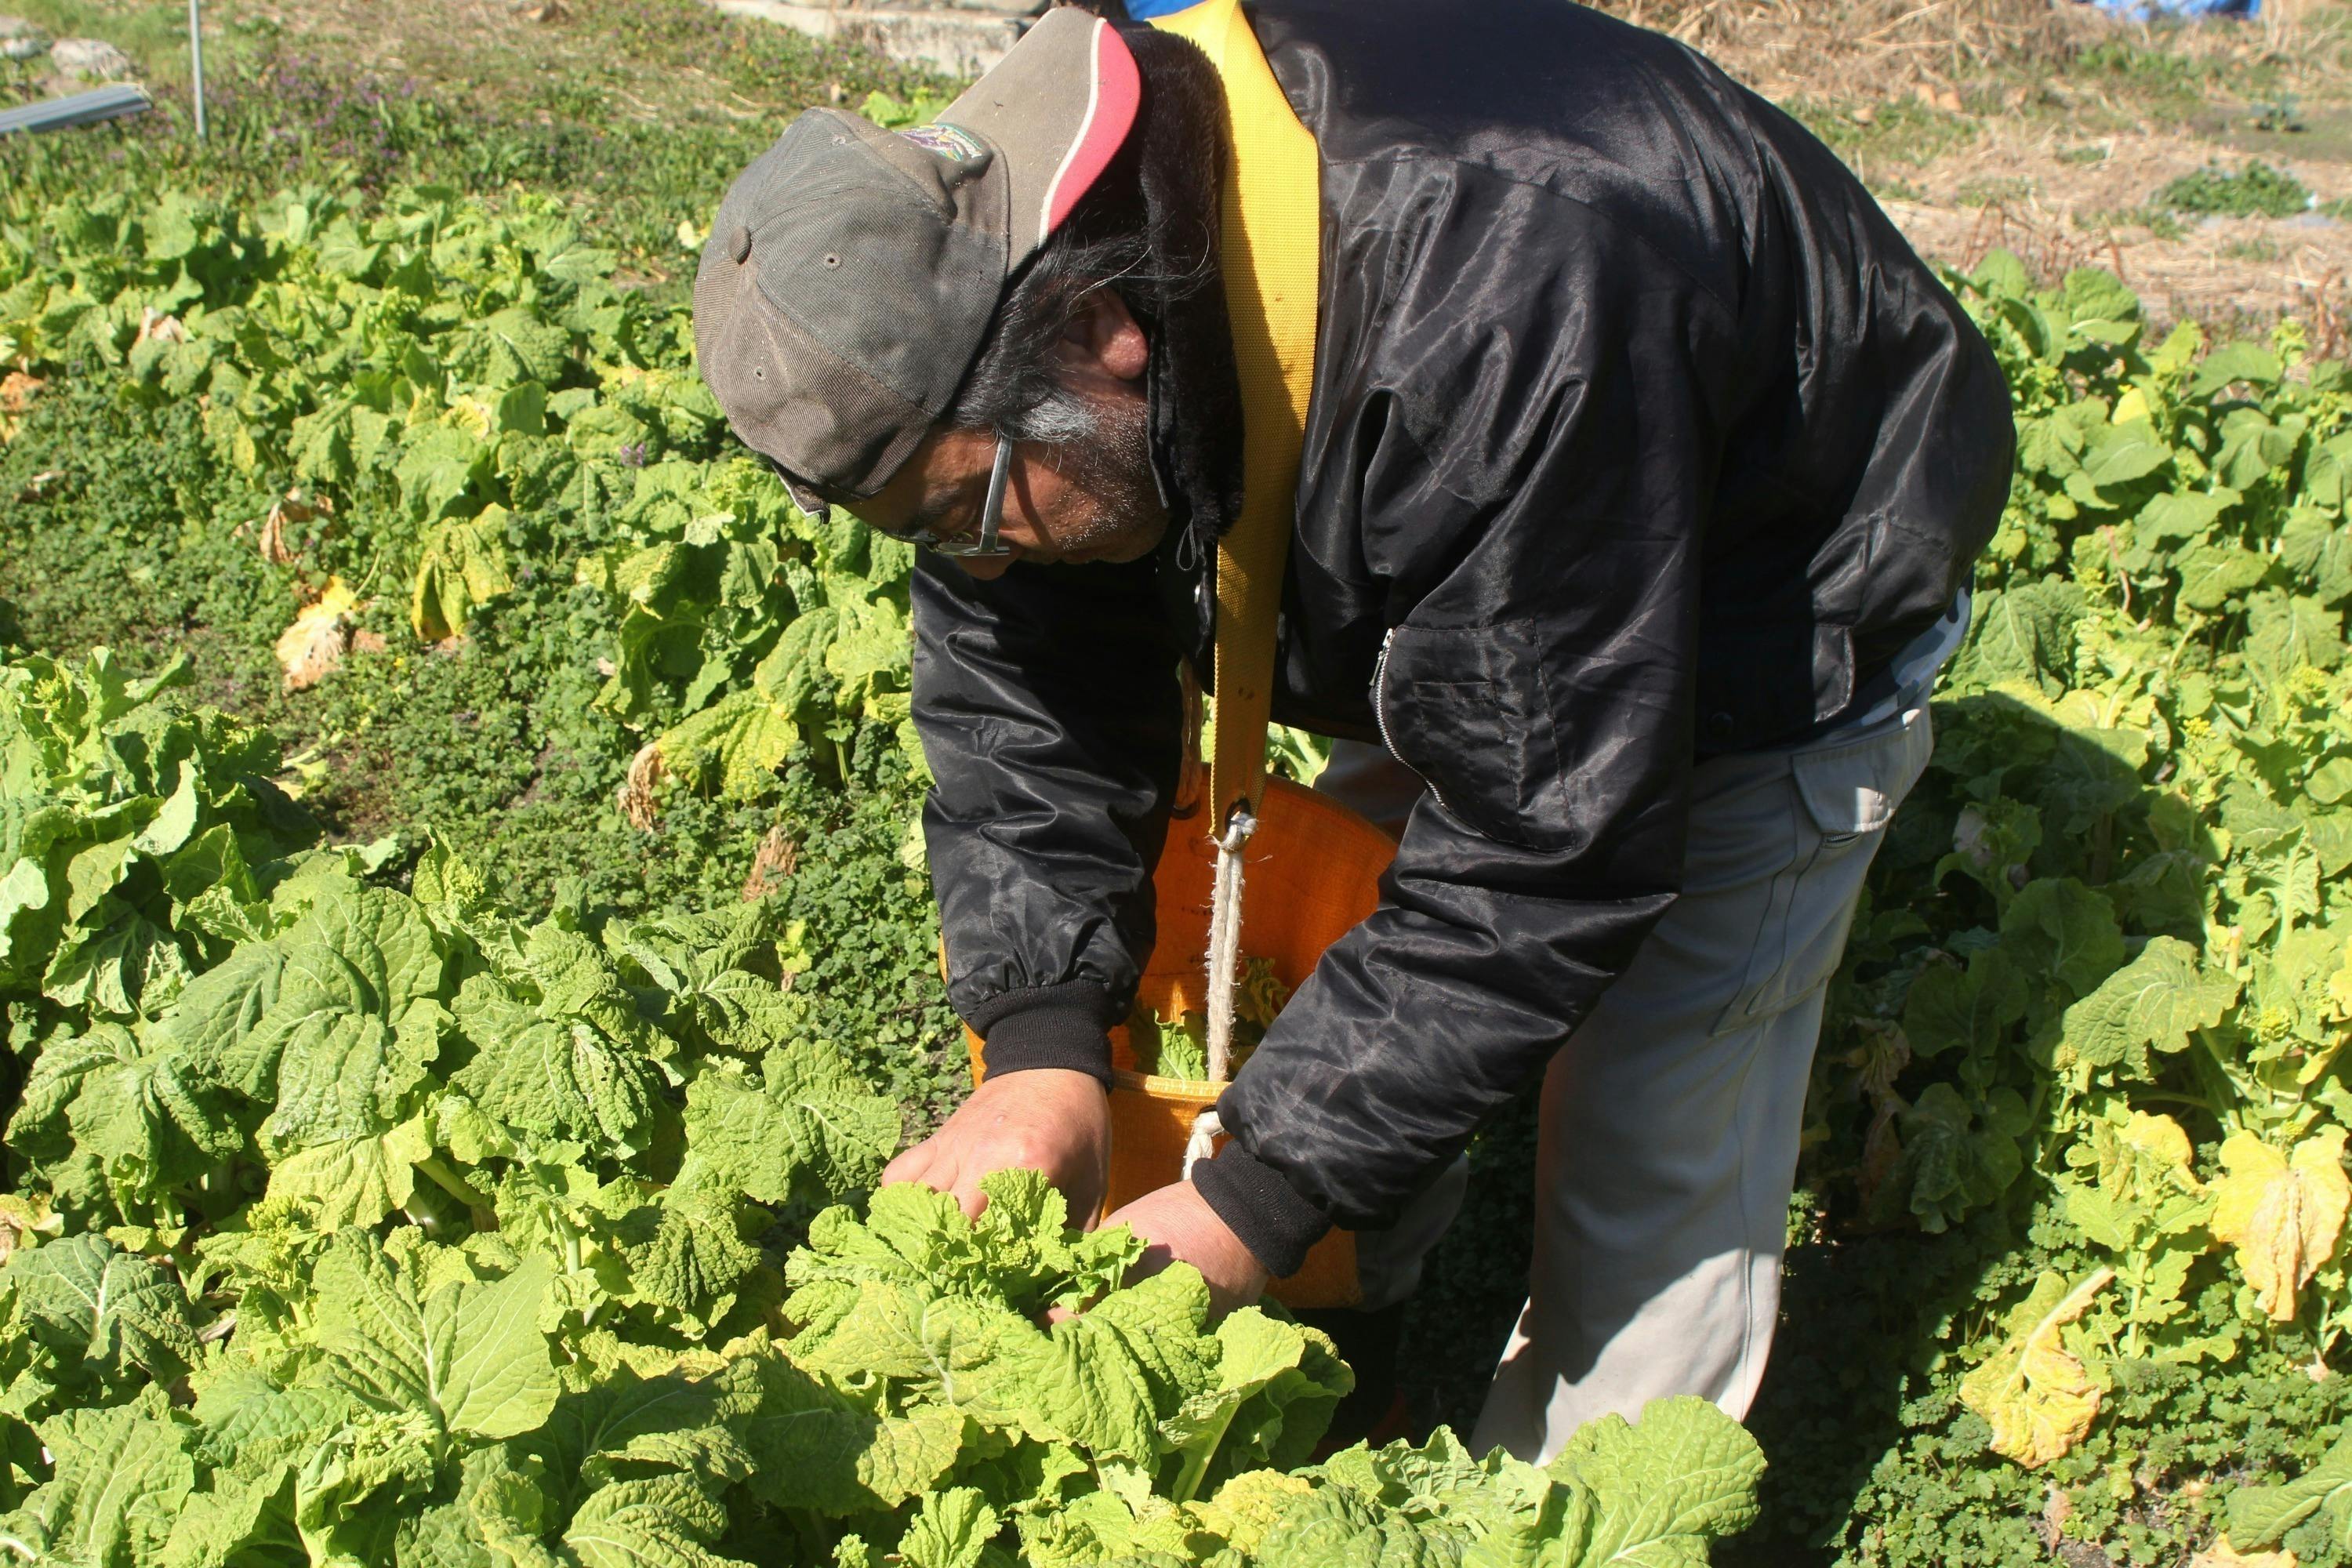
[1040, 18, 1141, 239]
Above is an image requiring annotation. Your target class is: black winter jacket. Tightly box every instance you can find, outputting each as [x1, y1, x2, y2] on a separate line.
[910, 0, 2014, 1276]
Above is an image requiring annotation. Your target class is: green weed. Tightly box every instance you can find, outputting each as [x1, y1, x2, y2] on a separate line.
[2071, 32, 2227, 105]
[1788, 95, 1978, 170]
[2158, 158, 2314, 219]
[0, 14, 953, 274]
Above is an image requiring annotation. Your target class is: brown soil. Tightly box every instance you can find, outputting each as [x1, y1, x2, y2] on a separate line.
[1620, 0, 2096, 103]
[1889, 130, 2352, 331]
[1616, 0, 2352, 332]
[1882, 96, 2352, 334]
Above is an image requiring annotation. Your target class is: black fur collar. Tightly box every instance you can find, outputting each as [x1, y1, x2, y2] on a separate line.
[1116, 23, 1246, 561]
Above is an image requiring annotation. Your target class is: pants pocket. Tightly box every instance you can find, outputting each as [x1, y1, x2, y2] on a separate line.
[1709, 707, 1932, 1035]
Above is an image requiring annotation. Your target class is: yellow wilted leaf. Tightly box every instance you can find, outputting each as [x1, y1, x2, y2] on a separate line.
[2193, 1540, 2298, 1568]
[0, 1193, 59, 1265]
[2210, 1127, 2351, 1323]
[1959, 1267, 2114, 1468]
[2112, 387, 2151, 426]
[274, 577, 359, 691]
[447, 394, 495, 441]
[2122, 1111, 2197, 1176]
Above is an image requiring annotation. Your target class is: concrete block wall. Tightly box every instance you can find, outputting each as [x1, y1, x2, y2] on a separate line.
[708, 0, 1045, 78]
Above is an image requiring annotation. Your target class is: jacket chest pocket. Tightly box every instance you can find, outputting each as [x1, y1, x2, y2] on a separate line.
[1372, 619, 1584, 852]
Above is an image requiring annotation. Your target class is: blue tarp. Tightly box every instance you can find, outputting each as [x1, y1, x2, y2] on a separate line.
[2080, 0, 2256, 17]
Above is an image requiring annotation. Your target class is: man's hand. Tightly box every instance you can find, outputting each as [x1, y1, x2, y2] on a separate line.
[881, 1069, 1111, 1221]
[1102, 1180, 1270, 1317]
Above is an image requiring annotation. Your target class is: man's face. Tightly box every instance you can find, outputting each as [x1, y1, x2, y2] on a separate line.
[846, 291, 1170, 580]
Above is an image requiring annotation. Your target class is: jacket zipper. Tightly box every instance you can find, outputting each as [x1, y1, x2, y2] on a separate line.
[1370, 629, 1400, 759]
[1370, 629, 1450, 816]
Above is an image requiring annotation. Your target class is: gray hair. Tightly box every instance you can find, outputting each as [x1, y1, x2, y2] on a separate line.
[942, 212, 1152, 446]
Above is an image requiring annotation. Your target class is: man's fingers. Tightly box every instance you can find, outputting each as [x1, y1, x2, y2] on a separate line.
[1124, 1243, 1174, 1285]
[880, 1141, 1014, 1216]
[879, 1142, 930, 1189]
[950, 1171, 988, 1222]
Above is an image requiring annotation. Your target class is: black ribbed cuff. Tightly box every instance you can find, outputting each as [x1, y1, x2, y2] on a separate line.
[970, 982, 1116, 1087]
[1191, 1142, 1333, 1279]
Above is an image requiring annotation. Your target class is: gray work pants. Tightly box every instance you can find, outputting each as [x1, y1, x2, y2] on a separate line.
[1314, 699, 1934, 1461]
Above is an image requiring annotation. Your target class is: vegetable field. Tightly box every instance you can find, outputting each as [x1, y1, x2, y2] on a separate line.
[3, 3, 2352, 1562]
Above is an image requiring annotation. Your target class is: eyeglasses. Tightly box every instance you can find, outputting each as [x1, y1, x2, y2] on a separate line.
[765, 435, 1015, 561]
[904, 434, 1015, 560]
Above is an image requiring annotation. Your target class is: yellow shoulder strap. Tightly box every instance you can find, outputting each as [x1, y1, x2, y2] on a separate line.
[1150, 0, 1320, 827]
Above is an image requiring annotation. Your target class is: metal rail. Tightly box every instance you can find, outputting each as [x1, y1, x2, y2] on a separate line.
[0, 83, 152, 136]
[189, 0, 207, 140]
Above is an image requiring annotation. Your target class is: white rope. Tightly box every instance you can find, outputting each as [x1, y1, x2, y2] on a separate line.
[1182, 1109, 1222, 1180]
[1176, 802, 1255, 1182]
[1202, 806, 1257, 1085]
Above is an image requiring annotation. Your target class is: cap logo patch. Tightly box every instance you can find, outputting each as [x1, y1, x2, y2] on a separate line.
[898, 122, 988, 163]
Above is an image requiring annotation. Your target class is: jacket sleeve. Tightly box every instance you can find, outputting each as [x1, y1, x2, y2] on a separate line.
[911, 551, 1185, 1083]
[1194, 180, 1744, 1274]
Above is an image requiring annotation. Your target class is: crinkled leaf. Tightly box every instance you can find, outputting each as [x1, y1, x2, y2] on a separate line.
[412, 508, 517, 642]
[265, 1114, 432, 1229]
[2000, 877, 2125, 1000]
[2057, 936, 2239, 1080]
[451, 979, 662, 1157]
[563, 1475, 746, 1568]
[9, 1232, 202, 1385]
[730, 1356, 965, 1517]
[2177, 543, 2272, 611]
[16, 1389, 195, 1568]
[609, 1192, 762, 1327]
[898, 1486, 1000, 1568]
[677, 1044, 895, 1207]
[1544, 1395, 1766, 1564]
[651, 691, 797, 800]
[264, 1007, 437, 1149]
[314, 1233, 559, 1439]
[190, 1364, 352, 1479]
[2228, 1430, 2352, 1552]
[1902, 953, 2027, 1061]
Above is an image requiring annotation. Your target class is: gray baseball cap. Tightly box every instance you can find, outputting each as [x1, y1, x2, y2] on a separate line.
[692, 6, 1143, 510]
